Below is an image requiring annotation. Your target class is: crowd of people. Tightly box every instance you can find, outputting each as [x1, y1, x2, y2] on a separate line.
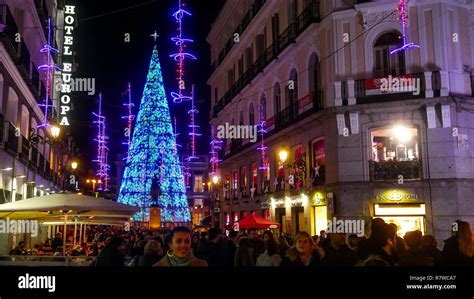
[9, 218, 474, 267]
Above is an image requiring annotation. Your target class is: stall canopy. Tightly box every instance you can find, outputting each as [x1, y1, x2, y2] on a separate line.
[0, 193, 139, 225]
[234, 214, 280, 230]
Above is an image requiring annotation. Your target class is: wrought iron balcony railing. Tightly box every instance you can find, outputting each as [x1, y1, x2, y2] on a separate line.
[369, 159, 422, 181]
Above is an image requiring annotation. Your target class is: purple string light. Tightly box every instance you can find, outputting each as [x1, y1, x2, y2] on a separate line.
[121, 83, 135, 161]
[37, 18, 61, 129]
[93, 93, 110, 191]
[170, 0, 196, 103]
[186, 85, 201, 162]
[257, 104, 268, 171]
[390, 0, 420, 55]
[209, 126, 223, 176]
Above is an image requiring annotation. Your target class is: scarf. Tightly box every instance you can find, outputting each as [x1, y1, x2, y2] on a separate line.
[167, 249, 194, 267]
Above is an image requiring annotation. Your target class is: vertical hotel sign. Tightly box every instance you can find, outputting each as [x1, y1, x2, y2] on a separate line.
[59, 4, 76, 126]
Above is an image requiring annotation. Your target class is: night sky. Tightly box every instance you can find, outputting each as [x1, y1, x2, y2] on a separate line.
[70, 0, 225, 181]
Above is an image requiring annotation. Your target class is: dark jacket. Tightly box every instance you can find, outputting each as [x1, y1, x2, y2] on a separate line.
[280, 252, 321, 267]
[442, 236, 474, 266]
[234, 238, 255, 267]
[95, 245, 124, 267]
[51, 237, 63, 251]
[219, 238, 237, 267]
[320, 245, 358, 267]
[248, 238, 265, 263]
[399, 248, 434, 266]
[361, 248, 397, 267]
[421, 246, 442, 266]
[139, 253, 163, 267]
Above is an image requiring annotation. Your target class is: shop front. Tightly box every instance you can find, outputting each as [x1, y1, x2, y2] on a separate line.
[309, 191, 329, 236]
[373, 189, 426, 237]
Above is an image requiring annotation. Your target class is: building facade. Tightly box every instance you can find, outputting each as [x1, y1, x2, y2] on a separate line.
[0, 0, 77, 253]
[207, 0, 474, 241]
[183, 155, 211, 228]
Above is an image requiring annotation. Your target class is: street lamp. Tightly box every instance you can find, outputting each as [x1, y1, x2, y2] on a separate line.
[86, 179, 97, 195]
[71, 161, 78, 170]
[279, 149, 288, 164]
[50, 125, 60, 139]
[212, 175, 219, 185]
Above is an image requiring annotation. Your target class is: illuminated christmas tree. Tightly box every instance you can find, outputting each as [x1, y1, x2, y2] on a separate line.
[118, 46, 191, 223]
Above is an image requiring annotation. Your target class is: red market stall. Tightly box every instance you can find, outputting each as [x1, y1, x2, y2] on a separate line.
[234, 214, 280, 230]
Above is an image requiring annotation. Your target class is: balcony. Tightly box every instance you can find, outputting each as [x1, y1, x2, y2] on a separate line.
[38, 154, 45, 176]
[5, 122, 18, 156]
[30, 146, 38, 170]
[34, 0, 49, 38]
[369, 159, 422, 181]
[211, 0, 267, 73]
[20, 135, 30, 163]
[336, 71, 445, 106]
[0, 5, 20, 60]
[212, 0, 321, 118]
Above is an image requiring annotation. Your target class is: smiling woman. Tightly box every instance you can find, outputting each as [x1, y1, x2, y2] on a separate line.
[153, 226, 207, 267]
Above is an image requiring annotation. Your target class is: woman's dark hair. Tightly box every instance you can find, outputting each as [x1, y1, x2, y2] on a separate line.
[266, 238, 279, 256]
[263, 230, 274, 240]
[170, 226, 191, 239]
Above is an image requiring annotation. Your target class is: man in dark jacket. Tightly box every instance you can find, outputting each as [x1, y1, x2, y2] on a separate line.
[399, 230, 434, 266]
[248, 228, 265, 264]
[51, 232, 63, 252]
[95, 237, 124, 267]
[219, 230, 238, 267]
[320, 233, 358, 267]
[356, 218, 386, 261]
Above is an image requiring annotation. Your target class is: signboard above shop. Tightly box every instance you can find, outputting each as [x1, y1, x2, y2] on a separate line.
[375, 189, 420, 203]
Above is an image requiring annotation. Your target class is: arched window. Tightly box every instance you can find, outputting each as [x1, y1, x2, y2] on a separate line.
[287, 69, 298, 117]
[20, 105, 29, 137]
[259, 94, 266, 121]
[373, 31, 406, 77]
[239, 110, 244, 126]
[6, 87, 19, 124]
[308, 53, 321, 95]
[248, 103, 255, 126]
[0, 74, 4, 112]
[273, 83, 281, 115]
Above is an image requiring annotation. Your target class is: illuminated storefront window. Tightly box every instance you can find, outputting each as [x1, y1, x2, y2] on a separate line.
[371, 126, 419, 162]
[311, 138, 325, 186]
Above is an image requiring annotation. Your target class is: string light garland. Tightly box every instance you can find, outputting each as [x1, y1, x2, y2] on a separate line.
[118, 46, 191, 223]
[92, 93, 110, 191]
[170, 0, 196, 103]
[209, 126, 222, 177]
[121, 82, 135, 161]
[186, 85, 201, 161]
[38, 18, 60, 129]
[390, 0, 420, 55]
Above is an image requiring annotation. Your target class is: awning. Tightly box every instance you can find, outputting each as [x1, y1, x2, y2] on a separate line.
[0, 192, 139, 225]
[234, 214, 281, 230]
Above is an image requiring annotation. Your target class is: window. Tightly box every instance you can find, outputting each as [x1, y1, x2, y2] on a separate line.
[291, 145, 305, 189]
[214, 87, 218, 103]
[287, 69, 298, 117]
[251, 162, 258, 188]
[238, 55, 244, 78]
[271, 14, 280, 44]
[311, 139, 326, 186]
[308, 53, 321, 95]
[274, 83, 281, 115]
[373, 32, 406, 77]
[194, 176, 203, 193]
[370, 126, 421, 180]
[260, 94, 267, 121]
[249, 103, 255, 126]
[232, 170, 238, 197]
[256, 34, 265, 59]
[246, 45, 253, 70]
[240, 166, 247, 197]
[371, 127, 419, 162]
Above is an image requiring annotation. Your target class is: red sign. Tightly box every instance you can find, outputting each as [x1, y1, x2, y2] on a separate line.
[298, 95, 312, 109]
[365, 74, 417, 96]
